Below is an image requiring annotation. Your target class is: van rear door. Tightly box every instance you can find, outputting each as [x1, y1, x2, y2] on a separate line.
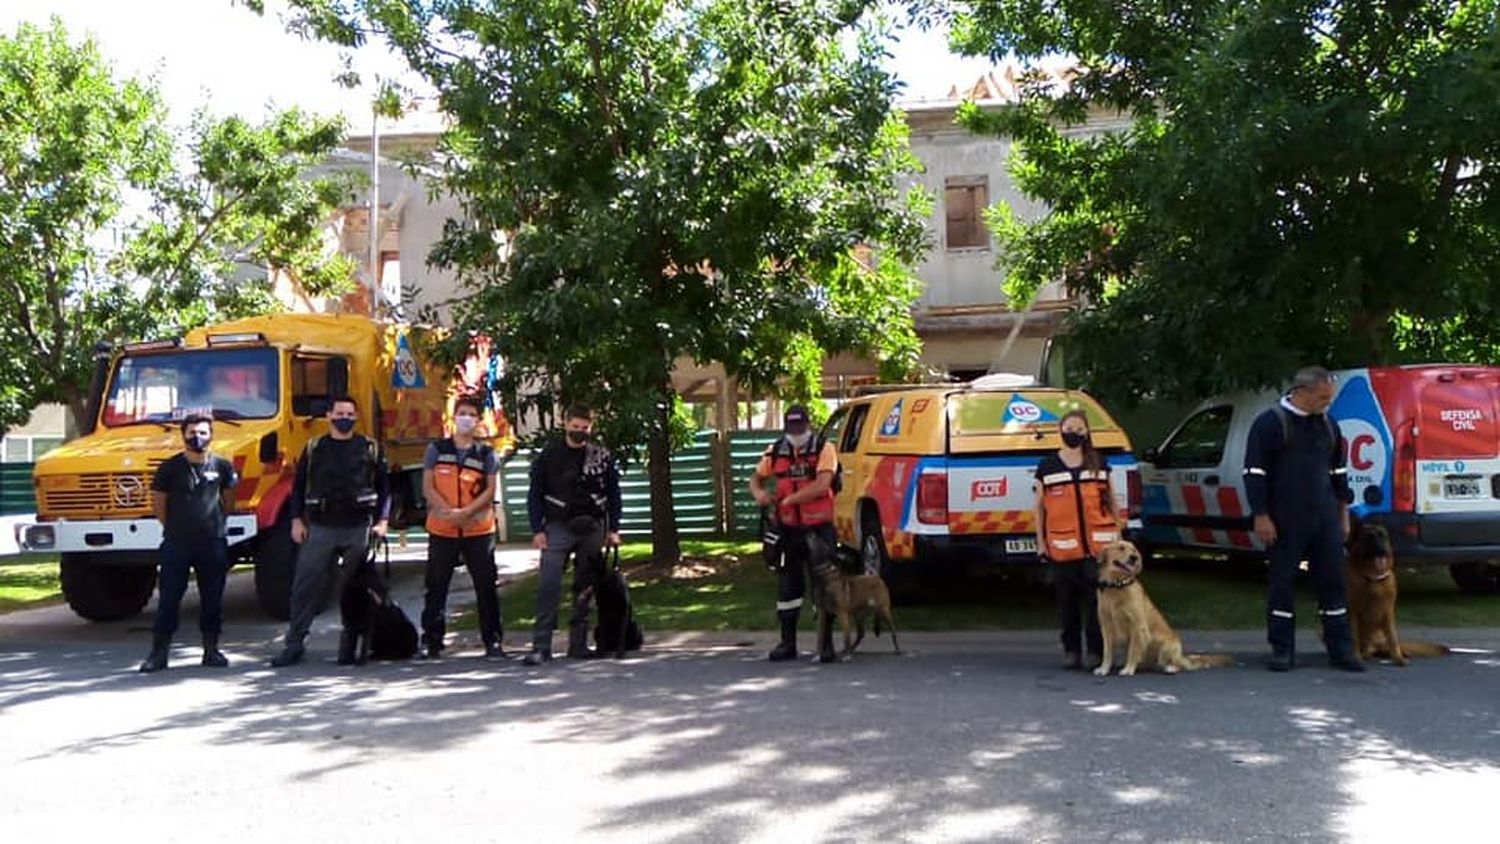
[1413, 371, 1500, 536]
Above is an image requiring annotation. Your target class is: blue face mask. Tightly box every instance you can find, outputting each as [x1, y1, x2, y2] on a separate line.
[331, 417, 356, 434]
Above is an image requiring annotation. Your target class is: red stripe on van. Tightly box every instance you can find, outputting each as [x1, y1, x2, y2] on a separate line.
[1181, 485, 1217, 544]
[1216, 487, 1253, 548]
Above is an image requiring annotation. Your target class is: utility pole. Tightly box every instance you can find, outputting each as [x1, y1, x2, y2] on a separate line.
[368, 81, 381, 315]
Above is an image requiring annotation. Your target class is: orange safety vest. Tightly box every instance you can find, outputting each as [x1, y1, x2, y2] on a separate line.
[769, 438, 835, 527]
[1039, 465, 1120, 562]
[426, 439, 496, 538]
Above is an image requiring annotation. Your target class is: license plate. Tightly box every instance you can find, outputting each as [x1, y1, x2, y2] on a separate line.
[1005, 537, 1038, 554]
[1444, 475, 1483, 499]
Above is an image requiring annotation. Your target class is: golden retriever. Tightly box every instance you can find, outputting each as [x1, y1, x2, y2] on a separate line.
[1094, 541, 1234, 676]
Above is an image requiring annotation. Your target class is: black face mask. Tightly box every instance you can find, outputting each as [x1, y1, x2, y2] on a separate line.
[184, 434, 210, 453]
[566, 430, 589, 445]
[1061, 430, 1089, 449]
[331, 417, 356, 434]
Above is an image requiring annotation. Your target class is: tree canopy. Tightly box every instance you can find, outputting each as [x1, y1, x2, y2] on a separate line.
[267, 0, 931, 561]
[0, 19, 354, 429]
[951, 0, 1500, 402]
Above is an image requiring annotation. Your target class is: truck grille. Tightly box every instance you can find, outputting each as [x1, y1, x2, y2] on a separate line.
[38, 464, 163, 518]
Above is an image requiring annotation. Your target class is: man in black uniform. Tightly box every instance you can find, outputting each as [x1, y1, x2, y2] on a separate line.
[524, 403, 622, 666]
[1244, 366, 1364, 672]
[270, 396, 390, 667]
[139, 415, 239, 672]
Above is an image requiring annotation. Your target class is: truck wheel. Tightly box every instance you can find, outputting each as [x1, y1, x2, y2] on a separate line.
[1449, 562, 1500, 595]
[862, 509, 917, 603]
[59, 554, 156, 622]
[254, 516, 299, 620]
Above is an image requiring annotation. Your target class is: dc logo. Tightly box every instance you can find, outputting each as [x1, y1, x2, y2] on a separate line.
[1008, 400, 1042, 424]
[1338, 418, 1387, 490]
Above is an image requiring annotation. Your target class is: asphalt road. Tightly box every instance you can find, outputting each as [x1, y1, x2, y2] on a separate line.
[2, 552, 1498, 843]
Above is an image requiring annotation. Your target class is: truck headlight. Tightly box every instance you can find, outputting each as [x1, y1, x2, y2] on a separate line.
[21, 525, 56, 551]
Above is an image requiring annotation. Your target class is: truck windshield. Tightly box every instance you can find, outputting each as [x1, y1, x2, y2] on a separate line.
[103, 347, 280, 426]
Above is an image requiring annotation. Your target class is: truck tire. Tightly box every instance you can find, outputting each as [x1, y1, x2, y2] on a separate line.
[254, 516, 299, 620]
[1449, 561, 1500, 595]
[862, 507, 918, 604]
[59, 554, 157, 622]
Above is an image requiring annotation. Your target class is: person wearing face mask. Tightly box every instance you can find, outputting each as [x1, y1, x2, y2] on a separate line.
[419, 396, 505, 660]
[139, 415, 240, 672]
[749, 404, 840, 663]
[271, 395, 391, 667]
[1244, 366, 1363, 673]
[1033, 409, 1122, 671]
[523, 402, 623, 665]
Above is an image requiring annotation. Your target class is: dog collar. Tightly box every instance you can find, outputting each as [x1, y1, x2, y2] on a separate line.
[1361, 571, 1393, 583]
[1097, 576, 1136, 590]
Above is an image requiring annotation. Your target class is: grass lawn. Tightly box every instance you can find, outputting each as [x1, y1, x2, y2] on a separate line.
[468, 541, 1500, 633]
[0, 556, 62, 612]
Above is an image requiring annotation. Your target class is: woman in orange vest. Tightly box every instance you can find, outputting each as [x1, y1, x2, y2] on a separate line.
[1033, 409, 1122, 670]
[420, 396, 504, 660]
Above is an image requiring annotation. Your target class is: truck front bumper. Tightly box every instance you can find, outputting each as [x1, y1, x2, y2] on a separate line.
[16, 515, 258, 554]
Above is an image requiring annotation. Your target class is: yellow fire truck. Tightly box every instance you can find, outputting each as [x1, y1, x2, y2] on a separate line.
[16, 314, 511, 621]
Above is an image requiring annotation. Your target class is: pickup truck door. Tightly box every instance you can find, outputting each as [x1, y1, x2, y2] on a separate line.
[1141, 404, 1253, 551]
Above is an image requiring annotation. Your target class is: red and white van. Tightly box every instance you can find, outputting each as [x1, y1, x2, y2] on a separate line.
[1139, 365, 1500, 593]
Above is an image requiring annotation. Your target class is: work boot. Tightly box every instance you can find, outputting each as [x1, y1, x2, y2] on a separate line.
[522, 647, 552, 666]
[1063, 651, 1083, 671]
[201, 634, 228, 668]
[270, 641, 306, 668]
[483, 641, 508, 661]
[419, 635, 444, 660]
[769, 609, 799, 662]
[1329, 653, 1367, 672]
[1321, 613, 1365, 672]
[1267, 649, 1295, 672]
[138, 634, 170, 673]
[337, 629, 359, 666]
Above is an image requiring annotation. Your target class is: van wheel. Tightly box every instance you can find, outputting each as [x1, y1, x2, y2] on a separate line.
[254, 516, 299, 620]
[1449, 562, 1500, 595]
[59, 554, 156, 622]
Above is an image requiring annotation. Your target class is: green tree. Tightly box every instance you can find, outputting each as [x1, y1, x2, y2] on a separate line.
[265, 0, 930, 563]
[0, 20, 355, 430]
[950, 0, 1500, 403]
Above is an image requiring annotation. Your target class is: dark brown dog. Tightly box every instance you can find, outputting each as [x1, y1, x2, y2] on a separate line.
[1345, 516, 1448, 665]
[814, 565, 901, 657]
[1094, 541, 1234, 676]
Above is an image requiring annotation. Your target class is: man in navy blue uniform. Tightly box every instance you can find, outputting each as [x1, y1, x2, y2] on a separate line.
[1243, 366, 1364, 672]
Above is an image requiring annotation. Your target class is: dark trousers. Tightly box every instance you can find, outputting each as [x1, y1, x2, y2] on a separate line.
[1052, 558, 1102, 657]
[422, 533, 502, 648]
[774, 524, 837, 655]
[151, 539, 230, 639]
[535, 520, 606, 651]
[1266, 514, 1353, 655]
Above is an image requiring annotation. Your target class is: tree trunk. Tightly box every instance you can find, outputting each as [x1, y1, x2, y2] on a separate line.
[647, 377, 681, 567]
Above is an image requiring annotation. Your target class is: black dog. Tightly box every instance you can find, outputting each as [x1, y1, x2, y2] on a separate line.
[338, 545, 418, 664]
[572, 547, 643, 658]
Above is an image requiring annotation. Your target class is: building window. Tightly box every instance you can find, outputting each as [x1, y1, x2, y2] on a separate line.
[945, 176, 990, 250]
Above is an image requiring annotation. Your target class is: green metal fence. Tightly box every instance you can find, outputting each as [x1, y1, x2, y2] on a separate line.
[0, 463, 35, 516]
[496, 430, 782, 541]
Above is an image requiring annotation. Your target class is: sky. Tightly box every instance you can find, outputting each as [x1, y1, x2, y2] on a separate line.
[4, 0, 996, 130]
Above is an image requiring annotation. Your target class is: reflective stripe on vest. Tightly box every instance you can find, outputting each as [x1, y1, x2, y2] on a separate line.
[769, 440, 834, 527]
[426, 440, 496, 537]
[1039, 471, 1119, 562]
